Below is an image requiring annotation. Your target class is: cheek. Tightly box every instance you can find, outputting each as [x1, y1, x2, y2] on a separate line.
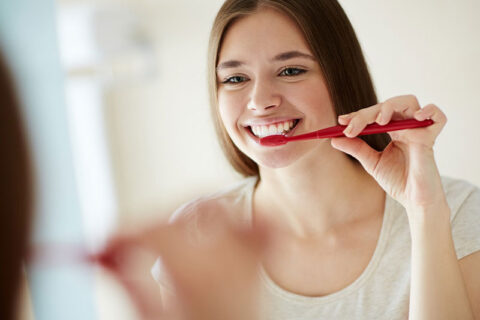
[286, 80, 336, 124]
[218, 97, 236, 139]
[218, 92, 243, 133]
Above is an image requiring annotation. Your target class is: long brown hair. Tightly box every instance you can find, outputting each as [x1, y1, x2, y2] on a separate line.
[208, 0, 390, 177]
[0, 53, 33, 320]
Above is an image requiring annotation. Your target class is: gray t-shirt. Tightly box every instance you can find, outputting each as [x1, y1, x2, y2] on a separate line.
[152, 176, 480, 319]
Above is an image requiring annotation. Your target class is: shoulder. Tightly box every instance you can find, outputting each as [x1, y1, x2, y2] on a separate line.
[168, 176, 258, 232]
[441, 176, 480, 221]
[151, 176, 257, 287]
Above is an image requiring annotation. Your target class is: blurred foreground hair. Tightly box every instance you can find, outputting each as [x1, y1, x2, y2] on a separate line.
[0, 53, 33, 320]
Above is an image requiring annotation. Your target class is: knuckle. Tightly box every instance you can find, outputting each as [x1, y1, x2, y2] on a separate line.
[350, 116, 362, 126]
[425, 103, 440, 114]
[439, 111, 447, 124]
[380, 101, 393, 112]
[397, 94, 418, 106]
[394, 94, 420, 110]
[350, 116, 368, 129]
[407, 94, 419, 104]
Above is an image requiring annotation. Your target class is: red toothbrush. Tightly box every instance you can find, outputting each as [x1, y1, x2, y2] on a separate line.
[259, 118, 434, 146]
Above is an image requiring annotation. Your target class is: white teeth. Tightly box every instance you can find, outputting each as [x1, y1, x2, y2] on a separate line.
[250, 120, 297, 138]
[261, 126, 268, 136]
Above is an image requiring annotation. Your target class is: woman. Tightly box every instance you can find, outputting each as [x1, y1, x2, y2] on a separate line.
[100, 0, 479, 319]
[151, 0, 480, 319]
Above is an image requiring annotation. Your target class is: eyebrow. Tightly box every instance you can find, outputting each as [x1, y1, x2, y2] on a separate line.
[216, 60, 244, 71]
[272, 50, 316, 62]
[216, 50, 316, 71]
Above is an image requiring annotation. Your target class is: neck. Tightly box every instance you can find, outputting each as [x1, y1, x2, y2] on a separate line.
[254, 143, 385, 238]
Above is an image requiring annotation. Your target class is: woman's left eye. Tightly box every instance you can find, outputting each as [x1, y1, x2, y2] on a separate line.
[279, 67, 307, 77]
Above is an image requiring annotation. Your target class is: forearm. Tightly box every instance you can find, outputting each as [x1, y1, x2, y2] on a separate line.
[408, 203, 475, 320]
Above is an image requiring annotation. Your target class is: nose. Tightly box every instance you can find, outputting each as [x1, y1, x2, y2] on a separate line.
[247, 79, 281, 113]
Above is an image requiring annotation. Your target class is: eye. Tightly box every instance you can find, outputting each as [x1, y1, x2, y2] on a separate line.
[279, 67, 307, 77]
[221, 75, 249, 84]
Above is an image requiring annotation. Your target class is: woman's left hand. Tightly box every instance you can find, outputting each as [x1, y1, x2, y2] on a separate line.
[331, 95, 448, 216]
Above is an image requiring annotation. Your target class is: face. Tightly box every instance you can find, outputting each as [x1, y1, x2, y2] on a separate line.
[216, 7, 337, 169]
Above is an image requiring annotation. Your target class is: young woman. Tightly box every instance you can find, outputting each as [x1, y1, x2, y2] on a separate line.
[147, 0, 480, 319]
[151, 0, 480, 318]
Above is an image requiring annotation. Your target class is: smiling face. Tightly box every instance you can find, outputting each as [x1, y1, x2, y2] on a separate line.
[216, 7, 338, 169]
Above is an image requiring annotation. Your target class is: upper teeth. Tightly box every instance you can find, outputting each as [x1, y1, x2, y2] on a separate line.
[251, 120, 295, 138]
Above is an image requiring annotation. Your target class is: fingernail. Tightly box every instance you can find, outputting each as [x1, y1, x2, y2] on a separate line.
[344, 123, 353, 136]
[414, 109, 425, 119]
[376, 113, 383, 123]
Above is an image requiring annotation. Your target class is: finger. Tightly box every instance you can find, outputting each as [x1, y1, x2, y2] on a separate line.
[344, 95, 423, 137]
[338, 108, 377, 126]
[377, 95, 421, 124]
[413, 103, 447, 137]
[414, 103, 446, 123]
[331, 137, 381, 175]
[343, 106, 380, 137]
[338, 113, 354, 125]
[375, 103, 394, 125]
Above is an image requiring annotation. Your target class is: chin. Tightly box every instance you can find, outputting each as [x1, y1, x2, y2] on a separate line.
[248, 139, 330, 170]
[246, 144, 312, 169]
[255, 155, 297, 169]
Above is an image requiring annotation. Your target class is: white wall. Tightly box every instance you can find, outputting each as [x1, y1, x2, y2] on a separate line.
[104, 0, 480, 223]
[104, 0, 234, 223]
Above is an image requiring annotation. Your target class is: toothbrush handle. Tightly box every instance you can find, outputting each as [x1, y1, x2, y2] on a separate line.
[316, 119, 434, 138]
[358, 119, 434, 136]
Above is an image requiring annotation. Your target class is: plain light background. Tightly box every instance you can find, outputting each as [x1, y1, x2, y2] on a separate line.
[98, 0, 480, 224]
[52, 1, 480, 319]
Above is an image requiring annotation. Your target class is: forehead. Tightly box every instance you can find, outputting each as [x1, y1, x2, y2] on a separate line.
[218, 7, 312, 62]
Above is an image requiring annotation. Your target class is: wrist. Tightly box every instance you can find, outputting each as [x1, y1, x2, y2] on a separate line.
[406, 200, 451, 234]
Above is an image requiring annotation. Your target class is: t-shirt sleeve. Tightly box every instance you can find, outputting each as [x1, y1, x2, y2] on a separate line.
[450, 186, 480, 260]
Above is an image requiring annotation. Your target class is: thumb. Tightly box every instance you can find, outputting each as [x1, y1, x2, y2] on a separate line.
[330, 137, 380, 175]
